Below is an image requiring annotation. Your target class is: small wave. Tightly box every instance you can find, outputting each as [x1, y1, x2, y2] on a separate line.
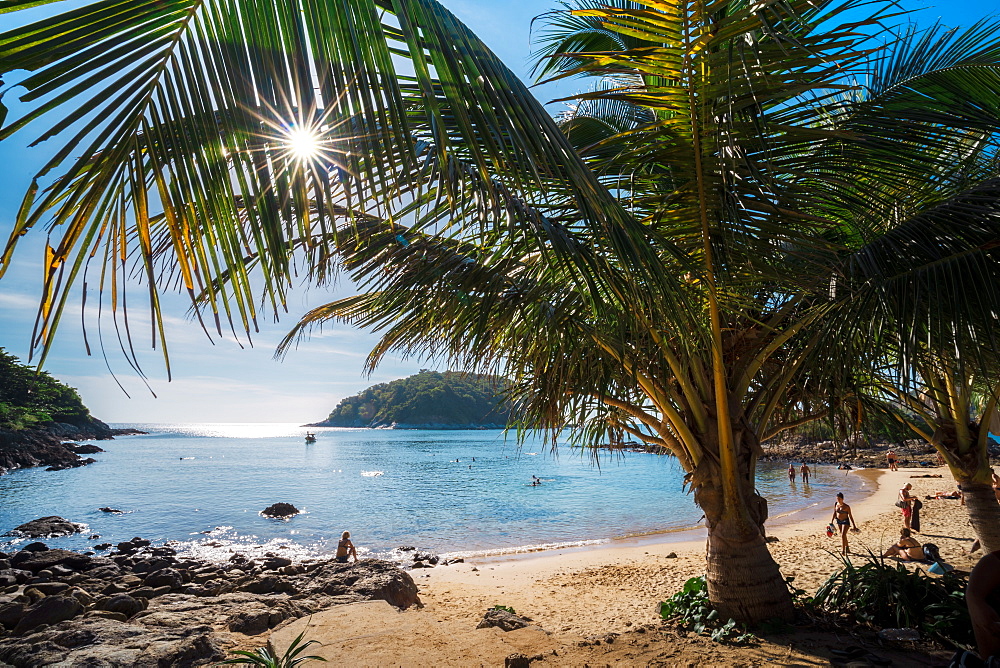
[437, 537, 608, 560]
[360, 470, 384, 477]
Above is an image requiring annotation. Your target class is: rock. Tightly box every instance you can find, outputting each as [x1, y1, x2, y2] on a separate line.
[304, 560, 420, 609]
[0, 618, 226, 665]
[21, 542, 48, 552]
[95, 594, 145, 618]
[86, 609, 127, 621]
[116, 541, 136, 554]
[94, 543, 112, 550]
[398, 546, 416, 552]
[32, 582, 70, 596]
[70, 443, 105, 454]
[262, 556, 292, 570]
[0, 421, 111, 475]
[0, 602, 24, 630]
[228, 610, 271, 635]
[98, 507, 122, 513]
[477, 608, 532, 632]
[144, 568, 183, 590]
[13, 595, 83, 634]
[261, 502, 300, 518]
[7, 517, 84, 538]
[14, 549, 93, 573]
[130, 537, 151, 548]
[765, 536, 779, 543]
[505, 653, 531, 668]
[666, 552, 678, 558]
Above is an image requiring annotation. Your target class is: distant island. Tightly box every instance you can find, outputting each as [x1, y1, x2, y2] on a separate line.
[0, 348, 134, 473]
[306, 370, 512, 429]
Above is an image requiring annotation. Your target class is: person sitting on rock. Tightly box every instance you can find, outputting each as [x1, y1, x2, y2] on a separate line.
[336, 531, 358, 563]
[882, 528, 924, 561]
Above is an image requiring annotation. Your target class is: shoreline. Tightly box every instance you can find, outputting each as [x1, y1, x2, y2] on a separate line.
[402, 466, 978, 641]
[433, 466, 883, 566]
[264, 465, 976, 666]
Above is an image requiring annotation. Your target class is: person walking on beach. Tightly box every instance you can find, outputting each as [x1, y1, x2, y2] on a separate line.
[800, 462, 811, 483]
[788, 463, 796, 483]
[335, 531, 358, 563]
[898, 483, 916, 530]
[831, 492, 858, 556]
[887, 449, 898, 471]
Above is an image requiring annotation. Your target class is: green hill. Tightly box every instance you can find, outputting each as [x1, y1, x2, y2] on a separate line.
[0, 348, 93, 431]
[309, 370, 511, 429]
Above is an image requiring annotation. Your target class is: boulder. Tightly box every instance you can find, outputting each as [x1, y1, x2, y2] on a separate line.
[228, 609, 271, 635]
[0, 602, 24, 630]
[477, 608, 532, 632]
[7, 516, 84, 538]
[261, 503, 300, 518]
[116, 541, 136, 554]
[144, 568, 183, 590]
[306, 560, 420, 609]
[13, 549, 93, 573]
[22, 542, 48, 552]
[98, 507, 122, 513]
[70, 444, 105, 454]
[13, 595, 83, 634]
[95, 594, 145, 618]
[262, 556, 292, 570]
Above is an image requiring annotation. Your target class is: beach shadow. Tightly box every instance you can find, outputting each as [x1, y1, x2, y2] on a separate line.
[920, 533, 973, 541]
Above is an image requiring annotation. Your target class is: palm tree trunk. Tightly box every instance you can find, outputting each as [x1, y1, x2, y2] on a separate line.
[696, 478, 795, 623]
[961, 480, 1000, 554]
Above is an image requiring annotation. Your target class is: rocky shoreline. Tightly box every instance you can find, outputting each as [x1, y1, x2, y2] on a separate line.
[0, 535, 419, 666]
[0, 421, 144, 475]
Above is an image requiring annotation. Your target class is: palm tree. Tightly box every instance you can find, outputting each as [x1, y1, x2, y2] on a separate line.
[3, 0, 1000, 623]
[870, 339, 1000, 553]
[279, 1, 1000, 622]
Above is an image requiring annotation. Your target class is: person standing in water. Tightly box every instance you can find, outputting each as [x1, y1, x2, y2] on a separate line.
[335, 531, 358, 563]
[788, 463, 796, 483]
[800, 462, 811, 483]
[831, 492, 858, 556]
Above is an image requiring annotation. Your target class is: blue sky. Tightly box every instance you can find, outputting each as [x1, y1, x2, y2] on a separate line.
[0, 0, 995, 423]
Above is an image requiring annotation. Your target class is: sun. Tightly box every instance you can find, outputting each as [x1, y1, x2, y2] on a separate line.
[284, 126, 322, 161]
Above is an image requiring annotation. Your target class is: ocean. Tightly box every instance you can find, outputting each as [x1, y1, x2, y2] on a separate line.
[0, 423, 870, 562]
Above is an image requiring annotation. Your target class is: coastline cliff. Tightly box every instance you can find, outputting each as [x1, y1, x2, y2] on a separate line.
[306, 370, 511, 429]
[0, 348, 129, 473]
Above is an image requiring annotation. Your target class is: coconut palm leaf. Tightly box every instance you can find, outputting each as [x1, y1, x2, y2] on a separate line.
[0, 0, 676, 368]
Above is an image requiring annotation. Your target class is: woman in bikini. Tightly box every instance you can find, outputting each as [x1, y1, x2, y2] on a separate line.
[831, 492, 858, 556]
[335, 530, 358, 563]
[883, 528, 924, 560]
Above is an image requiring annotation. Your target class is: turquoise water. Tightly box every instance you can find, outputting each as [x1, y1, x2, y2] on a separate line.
[0, 424, 869, 561]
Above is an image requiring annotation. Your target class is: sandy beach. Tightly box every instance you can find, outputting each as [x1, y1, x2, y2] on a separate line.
[272, 467, 982, 666]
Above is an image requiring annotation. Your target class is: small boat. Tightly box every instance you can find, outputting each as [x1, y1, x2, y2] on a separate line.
[304, 432, 316, 444]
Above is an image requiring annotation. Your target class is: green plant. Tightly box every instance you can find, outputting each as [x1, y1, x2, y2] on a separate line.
[219, 631, 326, 667]
[812, 555, 972, 647]
[491, 605, 516, 614]
[659, 577, 756, 645]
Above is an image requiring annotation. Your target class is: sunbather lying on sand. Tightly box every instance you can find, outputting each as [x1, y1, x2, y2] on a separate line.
[883, 528, 924, 561]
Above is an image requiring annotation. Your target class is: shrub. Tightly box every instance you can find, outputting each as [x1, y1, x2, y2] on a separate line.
[659, 576, 756, 644]
[220, 630, 326, 667]
[812, 555, 971, 647]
